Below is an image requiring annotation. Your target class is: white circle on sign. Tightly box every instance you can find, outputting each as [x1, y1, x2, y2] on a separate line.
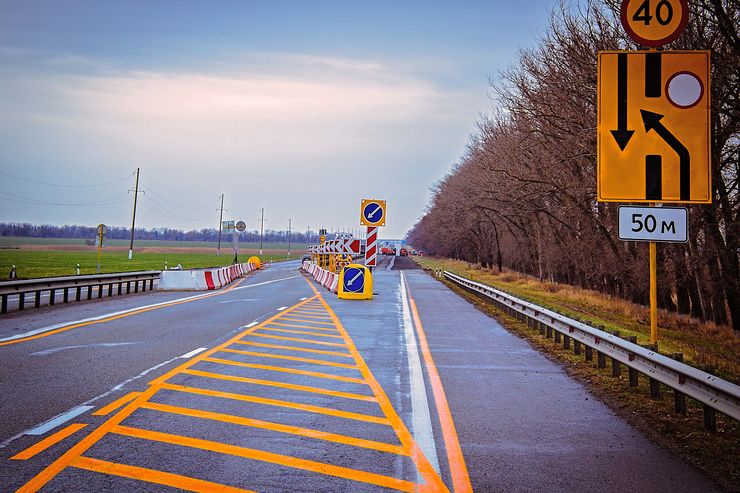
[666, 72, 703, 109]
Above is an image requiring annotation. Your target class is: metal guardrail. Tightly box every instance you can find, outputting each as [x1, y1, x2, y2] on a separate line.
[0, 271, 161, 313]
[442, 270, 740, 429]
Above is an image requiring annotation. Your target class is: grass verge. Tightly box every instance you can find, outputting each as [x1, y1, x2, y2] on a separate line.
[415, 257, 739, 490]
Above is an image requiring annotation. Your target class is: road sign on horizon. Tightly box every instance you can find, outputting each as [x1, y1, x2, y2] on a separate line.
[620, 0, 688, 47]
[222, 220, 235, 230]
[618, 206, 687, 242]
[235, 221, 246, 232]
[597, 50, 711, 204]
[360, 199, 386, 227]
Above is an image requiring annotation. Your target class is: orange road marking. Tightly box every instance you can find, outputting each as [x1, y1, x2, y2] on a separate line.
[181, 368, 377, 402]
[268, 321, 340, 332]
[0, 278, 249, 347]
[92, 392, 141, 416]
[16, 295, 320, 493]
[407, 282, 473, 493]
[10, 424, 87, 461]
[278, 312, 333, 320]
[141, 401, 407, 456]
[160, 382, 390, 425]
[202, 356, 366, 384]
[305, 279, 449, 493]
[218, 348, 359, 370]
[234, 340, 353, 358]
[71, 456, 254, 493]
[277, 317, 336, 326]
[112, 425, 421, 493]
[248, 332, 348, 347]
[257, 327, 344, 339]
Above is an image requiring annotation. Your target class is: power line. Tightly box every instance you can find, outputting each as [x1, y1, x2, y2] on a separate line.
[0, 171, 131, 188]
[142, 187, 221, 210]
[0, 190, 130, 207]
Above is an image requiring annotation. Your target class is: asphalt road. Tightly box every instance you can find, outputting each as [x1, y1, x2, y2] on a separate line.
[0, 259, 719, 492]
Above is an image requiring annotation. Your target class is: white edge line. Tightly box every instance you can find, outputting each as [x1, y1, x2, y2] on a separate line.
[232, 276, 299, 291]
[26, 405, 94, 436]
[277, 306, 288, 311]
[179, 347, 208, 359]
[243, 321, 259, 328]
[399, 271, 441, 475]
[300, 297, 308, 301]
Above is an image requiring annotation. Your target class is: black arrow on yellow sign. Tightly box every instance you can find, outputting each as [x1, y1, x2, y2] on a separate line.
[641, 109, 690, 201]
[611, 53, 635, 151]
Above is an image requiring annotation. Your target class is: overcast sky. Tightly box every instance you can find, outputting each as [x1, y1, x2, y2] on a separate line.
[0, 0, 560, 238]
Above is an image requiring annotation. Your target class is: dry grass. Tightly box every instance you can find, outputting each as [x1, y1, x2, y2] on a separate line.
[416, 257, 739, 384]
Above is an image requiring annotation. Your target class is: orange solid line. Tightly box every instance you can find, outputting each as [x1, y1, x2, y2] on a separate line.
[0, 278, 248, 347]
[304, 278, 449, 493]
[218, 348, 359, 370]
[277, 317, 336, 326]
[141, 401, 407, 456]
[112, 425, 420, 493]
[181, 368, 376, 402]
[258, 327, 344, 339]
[280, 312, 333, 320]
[161, 382, 389, 425]
[92, 391, 141, 416]
[10, 424, 87, 460]
[202, 356, 365, 384]
[234, 340, 353, 358]
[408, 286, 472, 493]
[71, 456, 254, 493]
[248, 332, 348, 347]
[16, 295, 321, 493]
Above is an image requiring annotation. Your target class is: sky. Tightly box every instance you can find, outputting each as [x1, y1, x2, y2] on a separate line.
[0, 0, 561, 239]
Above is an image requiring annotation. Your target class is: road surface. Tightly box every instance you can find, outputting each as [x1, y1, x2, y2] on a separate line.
[0, 259, 718, 492]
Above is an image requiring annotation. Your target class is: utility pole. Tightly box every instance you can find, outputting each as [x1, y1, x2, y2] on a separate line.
[288, 218, 292, 258]
[128, 167, 140, 260]
[259, 208, 264, 255]
[217, 194, 224, 255]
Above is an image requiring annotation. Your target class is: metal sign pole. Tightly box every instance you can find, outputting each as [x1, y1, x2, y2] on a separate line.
[650, 240, 658, 345]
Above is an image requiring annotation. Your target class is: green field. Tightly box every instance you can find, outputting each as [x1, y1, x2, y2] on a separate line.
[0, 238, 308, 278]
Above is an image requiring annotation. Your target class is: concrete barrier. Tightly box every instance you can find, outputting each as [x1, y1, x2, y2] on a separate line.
[159, 262, 255, 291]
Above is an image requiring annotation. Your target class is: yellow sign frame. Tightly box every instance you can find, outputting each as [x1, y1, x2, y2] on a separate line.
[360, 199, 386, 227]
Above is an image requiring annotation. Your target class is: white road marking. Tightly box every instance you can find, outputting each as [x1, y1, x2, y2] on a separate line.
[0, 291, 216, 343]
[277, 306, 288, 311]
[399, 271, 441, 475]
[218, 299, 259, 304]
[300, 297, 308, 301]
[243, 322, 258, 328]
[29, 342, 141, 356]
[179, 347, 208, 359]
[26, 406, 94, 436]
[232, 276, 299, 291]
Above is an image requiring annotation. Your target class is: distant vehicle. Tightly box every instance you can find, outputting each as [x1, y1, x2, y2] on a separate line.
[301, 255, 312, 263]
[400, 248, 408, 256]
[381, 246, 394, 256]
[411, 250, 418, 255]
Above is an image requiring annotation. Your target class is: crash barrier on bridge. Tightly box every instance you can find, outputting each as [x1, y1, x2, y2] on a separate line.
[0, 271, 161, 314]
[302, 261, 338, 293]
[442, 270, 740, 432]
[159, 262, 258, 291]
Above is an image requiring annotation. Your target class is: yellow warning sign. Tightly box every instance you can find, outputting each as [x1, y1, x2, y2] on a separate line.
[597, 50, 711, 204]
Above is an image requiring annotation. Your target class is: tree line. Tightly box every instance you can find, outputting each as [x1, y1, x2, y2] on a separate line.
[407, 1, 738, 330]
[0, 222, 321, 244]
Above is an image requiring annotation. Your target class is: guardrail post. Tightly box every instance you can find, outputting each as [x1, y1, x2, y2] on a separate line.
[699, 365, 717, 432]
[118, 282, 123, 295]
[18, 292, 25, 310]
[149, 279, 154, 290]
[538, 321, 546, 337]
[671, 353, 686, 414]
[1, 294, 7, 314]
[554, 330, 561, 344]
[134, 281, 139, 293]
[97, 284, 103, 298]
[627, 336, 639, 387]
[34, 290, 41, 308]
[585, 345, 593, 361]
[50, 289, 55, 305]
[573, 340, 582, 355]
[546, 325, 552, 339]
[563, 334, 571, 350]
[63, 287, 69, 303]
[597, 350, 606, 368]
[611, 331, 622, 377]
[107, 283, 113, 297]
[86, 285, 93, 300]
[126, 281, 131, 294]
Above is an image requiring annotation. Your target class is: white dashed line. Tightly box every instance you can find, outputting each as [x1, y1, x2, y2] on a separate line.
[179, 347, 208, 359]
[276, 306, 288, 311]
[243, 322, 258, 328]
[26, 406, 94, 436]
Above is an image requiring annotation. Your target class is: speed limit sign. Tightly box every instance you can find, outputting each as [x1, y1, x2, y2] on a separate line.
[620, 0, 689, 47]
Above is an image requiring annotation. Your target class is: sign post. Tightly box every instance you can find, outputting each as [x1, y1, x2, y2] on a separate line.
[360, 199, 386, 271]
[598, 0, 709, 345]
[96, 224, 107, 274]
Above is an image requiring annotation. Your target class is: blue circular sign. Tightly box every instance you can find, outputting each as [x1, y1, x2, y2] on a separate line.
[343, 267, 364, 293]
[362, 202, 384, 224]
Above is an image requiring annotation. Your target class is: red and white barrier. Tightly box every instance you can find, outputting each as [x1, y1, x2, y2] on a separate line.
[159, 262, 257, 291]
[302, 261, 339, 294]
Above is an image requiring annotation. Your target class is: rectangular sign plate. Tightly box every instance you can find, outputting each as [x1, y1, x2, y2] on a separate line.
[618, 206, 688, 242]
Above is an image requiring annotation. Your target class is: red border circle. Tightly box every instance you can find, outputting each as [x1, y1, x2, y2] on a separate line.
[620, 0, 689, 47]
[665, 71, 704, 109]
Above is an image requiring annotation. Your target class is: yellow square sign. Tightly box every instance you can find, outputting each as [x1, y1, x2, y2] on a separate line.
[597, 50, 711, 203]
